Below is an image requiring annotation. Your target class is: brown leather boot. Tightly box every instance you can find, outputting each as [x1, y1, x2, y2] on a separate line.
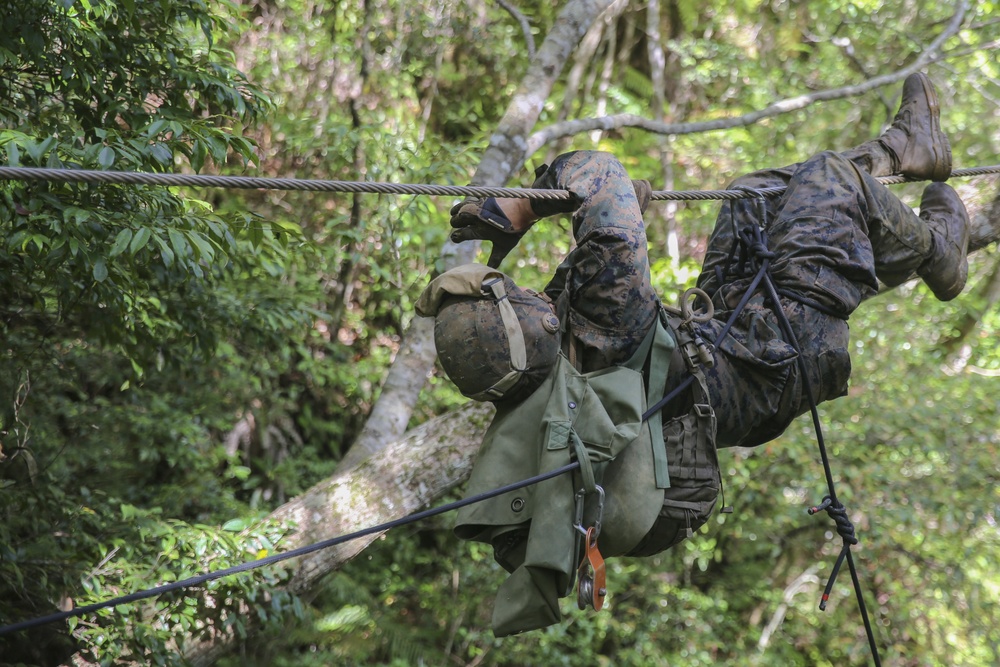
[917, 183, 969, 301]
[845, 73, 952, 181]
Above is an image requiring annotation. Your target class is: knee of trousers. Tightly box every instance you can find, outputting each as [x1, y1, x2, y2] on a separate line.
[794, 151, 867, 190]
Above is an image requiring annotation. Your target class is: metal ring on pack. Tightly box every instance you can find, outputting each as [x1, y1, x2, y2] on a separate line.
[678, 287, 715, 326]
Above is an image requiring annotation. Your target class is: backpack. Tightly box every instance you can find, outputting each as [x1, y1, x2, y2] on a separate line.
[454, 304, 721, 635]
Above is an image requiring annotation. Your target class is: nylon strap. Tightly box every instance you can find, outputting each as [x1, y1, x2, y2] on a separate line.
[620, 307, 678, 490]
[646, 313, 675, 489]
[570, 430, 597, 492]
[468, 277, 528, 400]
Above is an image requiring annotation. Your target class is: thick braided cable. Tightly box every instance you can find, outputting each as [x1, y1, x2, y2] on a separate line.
[0, 165, 996, 200]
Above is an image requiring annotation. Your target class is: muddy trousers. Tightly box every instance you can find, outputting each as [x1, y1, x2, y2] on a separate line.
[533, 150, 936, 449]
[693, 151, 935, 447]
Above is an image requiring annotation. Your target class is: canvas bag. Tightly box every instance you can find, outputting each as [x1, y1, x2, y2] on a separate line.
[454, 306, 684, 635]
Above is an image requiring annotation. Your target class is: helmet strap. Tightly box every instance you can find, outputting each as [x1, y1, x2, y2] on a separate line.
[469, 277, 528, 401]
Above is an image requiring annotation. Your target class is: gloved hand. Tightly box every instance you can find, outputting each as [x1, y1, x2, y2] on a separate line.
[449, 197, 525, 269]
[632, 179, 652, 214]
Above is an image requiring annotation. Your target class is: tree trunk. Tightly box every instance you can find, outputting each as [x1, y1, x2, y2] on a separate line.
[198, 403, 493, 667]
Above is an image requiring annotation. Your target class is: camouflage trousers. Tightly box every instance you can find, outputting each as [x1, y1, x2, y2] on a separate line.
[536, 150, 934, 449]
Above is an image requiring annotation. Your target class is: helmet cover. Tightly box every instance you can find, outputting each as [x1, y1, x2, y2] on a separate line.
[416, 264, 560, 403]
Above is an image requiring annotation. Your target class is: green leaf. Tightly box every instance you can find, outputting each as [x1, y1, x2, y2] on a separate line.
[130, 227, 152, 254]
[222, 518, 250, 532]
[110, 228, 133, 257]
[206, 136, 228, 165]
[92, 258, 108, 282]
[150, 143, 172, 165]
[146, 119, 166, 137]
[187, 231, 215, 263]
[247, 220, 264, 249]
[168, 229, 188, 259]
[63, 206, 91, 225]
[98, 146, 115, 168]
[191, 139, 207, 173]
[159, 241, 175, 268]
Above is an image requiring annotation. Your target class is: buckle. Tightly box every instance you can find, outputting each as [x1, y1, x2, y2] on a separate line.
[481, 276, 505, 299]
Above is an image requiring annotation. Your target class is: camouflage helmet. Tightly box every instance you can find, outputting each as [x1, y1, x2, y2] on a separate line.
[415, 264, 561, 403]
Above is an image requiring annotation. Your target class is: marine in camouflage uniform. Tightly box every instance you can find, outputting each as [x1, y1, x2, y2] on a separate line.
[468, 72, 968, 450]
[425, 73, 969, 635]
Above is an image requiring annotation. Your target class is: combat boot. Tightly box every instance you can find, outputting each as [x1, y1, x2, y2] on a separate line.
[917, 183, 969, 301]
[844, 73, 952, 181]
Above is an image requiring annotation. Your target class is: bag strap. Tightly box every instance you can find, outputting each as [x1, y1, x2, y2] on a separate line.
[466, 276, 529, 401]
[645, 289, 717, 490]
[644, 310, 676, 489]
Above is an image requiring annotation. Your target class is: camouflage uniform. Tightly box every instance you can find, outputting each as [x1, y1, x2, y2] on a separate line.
[535, 149, 935, 449]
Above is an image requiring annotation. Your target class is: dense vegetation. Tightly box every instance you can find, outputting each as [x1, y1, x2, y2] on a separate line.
[1, 0, 998, 665]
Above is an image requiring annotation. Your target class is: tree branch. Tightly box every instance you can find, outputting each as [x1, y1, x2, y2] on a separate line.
[495, 0, 536, 60]
[189, 402, 492, 666]
[524, 0, 972, 155]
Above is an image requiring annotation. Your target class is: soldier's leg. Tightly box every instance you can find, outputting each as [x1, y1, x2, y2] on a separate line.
[841, 72, 952, 182]
[696, 165, 797, 299]
[699, 72, 954, 301]
[698, 150, 968, 448]
[757, 151, 967, 315]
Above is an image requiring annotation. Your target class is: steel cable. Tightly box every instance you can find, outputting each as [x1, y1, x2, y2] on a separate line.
[0, 164, 996, 200]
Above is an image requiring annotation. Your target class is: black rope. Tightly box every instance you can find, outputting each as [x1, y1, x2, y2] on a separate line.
[735, 193, 881, 666]
[639, 196, 883, 666]
[0, 461, 580, 637]
[761, 269, 881, 666]
[646, 188, 881, 663]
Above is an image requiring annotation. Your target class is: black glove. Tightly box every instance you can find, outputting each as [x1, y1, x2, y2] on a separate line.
[449, 197, 524, 269]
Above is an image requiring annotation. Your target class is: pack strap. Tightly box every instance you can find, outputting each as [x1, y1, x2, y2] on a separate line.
[644, 313, 676, 489]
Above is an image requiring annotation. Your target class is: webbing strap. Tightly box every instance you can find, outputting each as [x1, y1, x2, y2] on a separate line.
[645, 315, 675, 488]
[618, 311, 676, 489]
[467, 277, 527, 401]
[570, 430, 597, 493]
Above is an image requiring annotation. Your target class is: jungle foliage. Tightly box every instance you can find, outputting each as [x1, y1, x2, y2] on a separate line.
[1, 0, 999, 665]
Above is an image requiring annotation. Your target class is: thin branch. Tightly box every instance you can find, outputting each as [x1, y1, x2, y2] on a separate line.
[942, 38, 1000, 63]
[525, 0, 971, 155]
[495, 0, 535, 60]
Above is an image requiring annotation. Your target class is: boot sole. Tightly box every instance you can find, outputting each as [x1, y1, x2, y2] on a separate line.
[914, 73, 953, 182]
